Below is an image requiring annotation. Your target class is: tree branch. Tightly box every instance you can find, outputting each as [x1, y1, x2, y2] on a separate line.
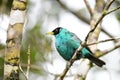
[84, 0, 93, 16]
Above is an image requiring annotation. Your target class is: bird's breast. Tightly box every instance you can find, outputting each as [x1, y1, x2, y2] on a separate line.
[55, 35, 72, 60]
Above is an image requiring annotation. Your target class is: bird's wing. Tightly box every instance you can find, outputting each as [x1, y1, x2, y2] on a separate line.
[66, 38, 82, 60]
[67, 38, 80, 49]
[66, 32, 82, 51]
[68, 32, 81, 42]
[70, 32, 93, 54]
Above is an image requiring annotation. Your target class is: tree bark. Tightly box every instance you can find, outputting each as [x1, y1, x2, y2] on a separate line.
[4, 0, 28, 80]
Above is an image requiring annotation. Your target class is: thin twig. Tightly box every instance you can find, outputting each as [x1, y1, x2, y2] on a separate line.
[87, 38, 120, 46]
[106, 6, 120, 15]
[19, 64, 28, 80]
[26, 45, 31, 79]
[104, 0, 115, 10]
[84, 0, 93, 16]
[19, 45, 31, 80]
[103, 44, 120, 55]
[101, 28, 114, 39]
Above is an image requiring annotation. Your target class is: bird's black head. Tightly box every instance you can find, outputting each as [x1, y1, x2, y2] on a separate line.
[52, 27, 62, 35]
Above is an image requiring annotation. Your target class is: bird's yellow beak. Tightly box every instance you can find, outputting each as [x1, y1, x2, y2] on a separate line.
[46, 32, 54, 35]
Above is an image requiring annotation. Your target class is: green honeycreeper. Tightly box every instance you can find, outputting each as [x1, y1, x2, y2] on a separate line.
[47, 27, 105, 67]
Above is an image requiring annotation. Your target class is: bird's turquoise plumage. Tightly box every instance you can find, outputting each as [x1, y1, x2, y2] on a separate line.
[49, 27, 105, 67]
[55, 28, 81, 60]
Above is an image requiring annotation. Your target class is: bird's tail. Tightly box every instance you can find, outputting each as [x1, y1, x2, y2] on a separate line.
[86, 54, 105, 67]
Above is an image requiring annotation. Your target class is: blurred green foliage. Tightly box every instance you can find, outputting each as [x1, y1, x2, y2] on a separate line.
[0, 58, 4, 79]
[20, 24, 52, 75]
[0, 43, 4, 50]
[0, 43, 5, 79]
[115, 0, 120, 22]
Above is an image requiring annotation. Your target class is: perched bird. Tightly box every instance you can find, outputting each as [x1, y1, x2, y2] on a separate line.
[47, 27, 105, 67]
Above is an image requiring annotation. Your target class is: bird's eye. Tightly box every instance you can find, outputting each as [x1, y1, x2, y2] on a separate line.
[55, 29, 59, 33]
[53, 27, 61, 35]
